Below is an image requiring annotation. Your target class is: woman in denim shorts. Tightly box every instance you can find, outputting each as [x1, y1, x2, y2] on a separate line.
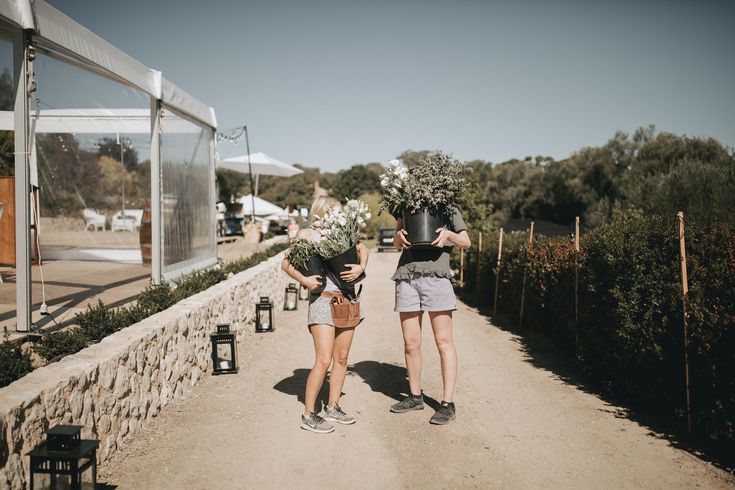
[389, 207, 471, 424]
[282, 197, 368, 434]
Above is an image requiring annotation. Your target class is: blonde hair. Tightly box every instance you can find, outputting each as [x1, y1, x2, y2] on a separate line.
[310, 196, 340, 225]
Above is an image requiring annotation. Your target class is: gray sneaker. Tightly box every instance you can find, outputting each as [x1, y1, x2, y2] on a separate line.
[301, 412, 335, 433]
[429, 401, 456, 425]
[390, 393, 424, 413]
[324, 404, 356, 425]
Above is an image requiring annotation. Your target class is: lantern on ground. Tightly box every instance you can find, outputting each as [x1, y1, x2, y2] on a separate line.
[210, 323, 238, 374]
[284, 283, 298, 311]
[299, 284, 309, 301]
[255, 296, 274, 333]
[28, 425, 98, 490]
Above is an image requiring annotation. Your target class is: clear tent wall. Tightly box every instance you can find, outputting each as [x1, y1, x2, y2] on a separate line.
[0, 1, 217, 332]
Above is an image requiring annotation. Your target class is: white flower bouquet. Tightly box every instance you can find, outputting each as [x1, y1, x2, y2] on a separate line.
[318, 199, 371, 286]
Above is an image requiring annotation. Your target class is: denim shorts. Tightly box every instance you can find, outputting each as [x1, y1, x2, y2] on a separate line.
[394, 274, 456, 313]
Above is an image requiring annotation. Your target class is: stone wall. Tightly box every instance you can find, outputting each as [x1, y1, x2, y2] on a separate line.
[0, 251, 289, 489]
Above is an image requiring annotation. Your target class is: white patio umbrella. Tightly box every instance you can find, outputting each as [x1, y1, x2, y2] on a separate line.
[217, 152, 303, 179]
[218, 152, 301, 203]
[236, 194, 288, 216]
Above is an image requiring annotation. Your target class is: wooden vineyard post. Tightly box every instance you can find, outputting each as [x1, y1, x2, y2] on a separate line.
[518, 221, 535, 328]
[492, 228, 504, 316]
[459, 248, 465, 288]
[476, 231, 483, 291]
[677, 211, 693, 434]
[574, 216, 580, 324]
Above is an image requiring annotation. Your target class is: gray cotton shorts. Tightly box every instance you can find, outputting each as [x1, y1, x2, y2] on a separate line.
[394, 274, 457, 313]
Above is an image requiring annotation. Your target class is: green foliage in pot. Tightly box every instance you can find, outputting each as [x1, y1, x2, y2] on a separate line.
[287, 238, 320, 271]
[378, 151, 471, 218]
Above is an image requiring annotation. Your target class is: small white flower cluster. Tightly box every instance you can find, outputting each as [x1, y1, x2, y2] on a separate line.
[378, 159, 408, 214]
[318, 199, 371, 259]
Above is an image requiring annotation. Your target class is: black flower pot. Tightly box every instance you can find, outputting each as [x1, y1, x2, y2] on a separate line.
[402, 208, 445, 248]
[324, 245, 366, 289]
[296, 255, 326, 294]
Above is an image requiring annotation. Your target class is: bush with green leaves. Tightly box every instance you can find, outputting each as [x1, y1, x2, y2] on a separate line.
[456, 211, 735, 444]
[35, 329, 89, 362]
[0, 342, 34, 388]
[286, 238, 320, 271]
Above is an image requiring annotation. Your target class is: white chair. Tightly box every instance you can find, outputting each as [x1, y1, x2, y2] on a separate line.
[83, 208, 106, 231]
[111, 209, 143, 232]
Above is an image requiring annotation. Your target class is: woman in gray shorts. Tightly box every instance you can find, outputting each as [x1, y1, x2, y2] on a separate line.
[281, 197, 369, 434]
[389, 207, 471, 425]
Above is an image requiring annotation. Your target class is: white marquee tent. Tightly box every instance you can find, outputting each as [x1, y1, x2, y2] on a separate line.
[1, 0, 218, 331]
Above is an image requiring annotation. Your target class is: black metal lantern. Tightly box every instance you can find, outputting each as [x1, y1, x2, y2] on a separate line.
[284, 283, 298, 311]
[27, 425, 98, 490]
[255, 296, 274, 333]
[299, 283, 309, 301]
[210, 323, 238, 374]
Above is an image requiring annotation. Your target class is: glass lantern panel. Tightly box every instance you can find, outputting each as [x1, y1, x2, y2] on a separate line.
[215, 343, 233, 370]
[285, 292, 297, 309]
[257, 308, 271, 330]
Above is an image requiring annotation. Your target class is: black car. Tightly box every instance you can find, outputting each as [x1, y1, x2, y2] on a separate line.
[377, 227, 398, 252]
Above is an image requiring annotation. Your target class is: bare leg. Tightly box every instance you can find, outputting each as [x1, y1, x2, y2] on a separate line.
[304, 325, 335, 414]
[328, 327, 356, 407]
[399, 311, 424, 396]
[429, 311, 457, 402]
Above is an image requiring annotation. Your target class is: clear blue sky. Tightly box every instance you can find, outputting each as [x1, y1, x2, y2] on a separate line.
[50, 0, 735, 171]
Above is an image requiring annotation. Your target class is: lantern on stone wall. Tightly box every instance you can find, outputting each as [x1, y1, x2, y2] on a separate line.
[255, 296, 274, 333]
[284, 283, 298, 311]
[210, 323, 238, 374]
[28, 425, 98, 490]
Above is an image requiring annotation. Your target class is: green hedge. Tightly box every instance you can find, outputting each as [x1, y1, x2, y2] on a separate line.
[0, 342, 33, 388]
[0, 242, 288, 388]
[458, 212, 734, 444]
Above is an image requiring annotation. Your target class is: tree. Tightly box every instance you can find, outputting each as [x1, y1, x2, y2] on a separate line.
[396, 150, 431, 169]
[330, 163, 382, 200]
[96, 137, 139, 171]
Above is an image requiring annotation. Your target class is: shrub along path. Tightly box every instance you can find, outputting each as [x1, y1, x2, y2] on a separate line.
[99, 251, 733, 489]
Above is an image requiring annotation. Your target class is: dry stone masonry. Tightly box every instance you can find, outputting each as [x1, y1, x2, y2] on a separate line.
[0, 252, 289, 489]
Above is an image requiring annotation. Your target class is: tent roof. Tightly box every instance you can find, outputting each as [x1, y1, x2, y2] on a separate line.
[1, 0, 216, 129]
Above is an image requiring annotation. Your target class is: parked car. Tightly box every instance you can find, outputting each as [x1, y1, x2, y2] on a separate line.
[377, 227, 398, 252]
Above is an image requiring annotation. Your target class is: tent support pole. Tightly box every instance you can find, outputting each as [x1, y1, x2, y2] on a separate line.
[150, 99, 162, 284]
[14, 29, 32, 332]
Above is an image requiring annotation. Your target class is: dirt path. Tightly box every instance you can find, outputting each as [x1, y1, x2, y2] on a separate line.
[99, 250, 733, 489]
